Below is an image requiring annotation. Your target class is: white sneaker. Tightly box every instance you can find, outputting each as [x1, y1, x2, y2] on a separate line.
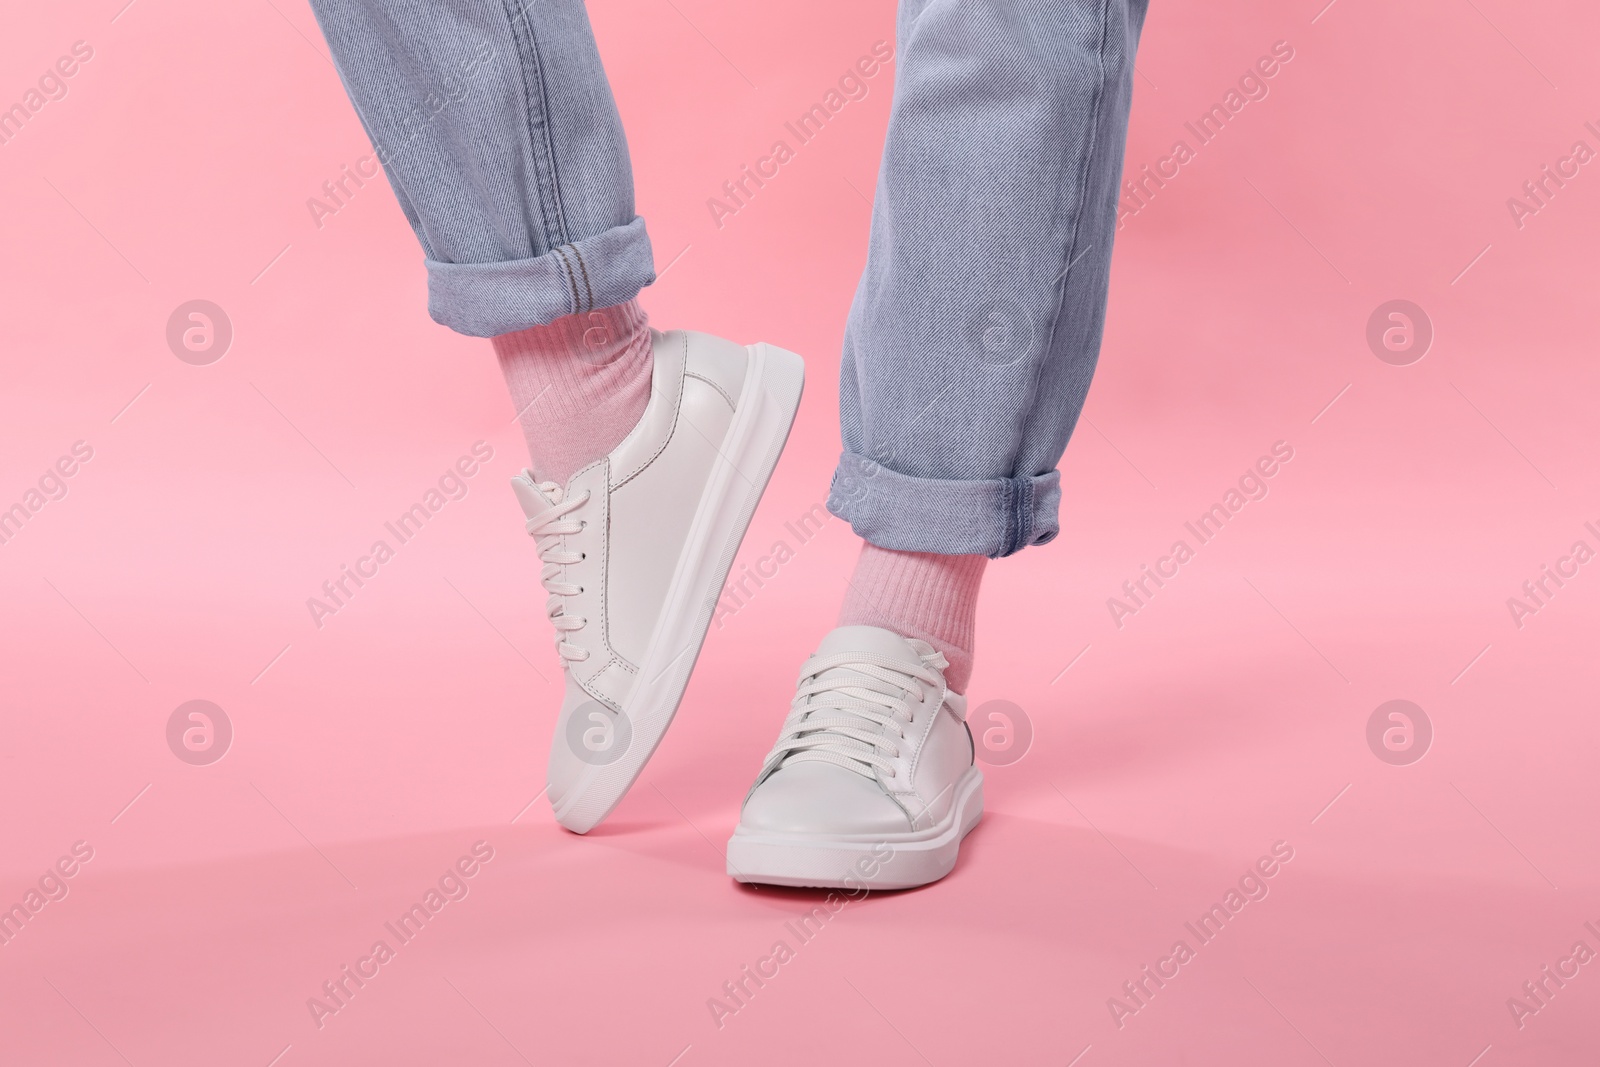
[513, 328, 804, 834]
[727, 625, 984, 889]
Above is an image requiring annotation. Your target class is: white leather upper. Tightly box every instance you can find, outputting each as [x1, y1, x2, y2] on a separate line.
[513, 329, 753, 803]
[740, 626, 977, 836]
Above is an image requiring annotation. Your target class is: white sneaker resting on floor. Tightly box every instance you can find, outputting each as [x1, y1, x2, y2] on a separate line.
[727, 625, 985, 889]
[513, 328, 804, 834]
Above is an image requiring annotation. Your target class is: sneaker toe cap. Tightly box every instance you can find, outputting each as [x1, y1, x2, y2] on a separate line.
[739, 762, 912, 836]
[545, 687, 609, 812]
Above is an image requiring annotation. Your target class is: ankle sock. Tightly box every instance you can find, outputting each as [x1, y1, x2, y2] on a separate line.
[838, 541, 987, 693]
[493, 298, 653, 486]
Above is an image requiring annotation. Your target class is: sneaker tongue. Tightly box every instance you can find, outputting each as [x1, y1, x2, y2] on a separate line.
[792, 626, 934, 760]
[813, 625, 924, 666]
[511, 471, 560, 517]
[806, 626, 938, 703]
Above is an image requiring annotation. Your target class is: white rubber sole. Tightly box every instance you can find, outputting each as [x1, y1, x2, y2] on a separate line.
[552, 343, 805, 833]
[726, 767, 984, 890]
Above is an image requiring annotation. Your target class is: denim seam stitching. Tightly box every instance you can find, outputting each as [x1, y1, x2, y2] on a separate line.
[994, 477, 1007, 557]
[551, 245, 581, 315]
[1017, 476, 1030, 550]
[569, 244, 595, 311]
[1014, 477, 1028, 555]
[499, 0, 570, 249]
[528, 31, 571, 245]
[1020, 0, 1117, 478]
[1057, 0, 1115, 307]
[558, 244, 589, 312]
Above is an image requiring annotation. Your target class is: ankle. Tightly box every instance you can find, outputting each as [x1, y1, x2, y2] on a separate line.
[494, 299, 653, 485]
[837, 542, 986, 693]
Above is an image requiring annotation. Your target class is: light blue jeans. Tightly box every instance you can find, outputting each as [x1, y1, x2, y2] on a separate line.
[309, 0, 1146, 558]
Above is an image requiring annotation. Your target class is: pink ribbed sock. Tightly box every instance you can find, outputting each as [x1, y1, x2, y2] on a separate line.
[838, 542, 987, 694]
[492, 298, 653, 485]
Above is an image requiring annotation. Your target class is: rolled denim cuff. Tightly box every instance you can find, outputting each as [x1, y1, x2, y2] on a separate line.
[425, 215, 656, 337]
[826, 451, 1062, 558]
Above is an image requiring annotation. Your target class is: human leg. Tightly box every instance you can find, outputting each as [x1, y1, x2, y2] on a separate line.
[308, 0, 659, 482]
[832, 0, 1148, 558]
[307, 0, 653, 334]
[732, 0, 1148, 888]
[309, 1, 805, 832]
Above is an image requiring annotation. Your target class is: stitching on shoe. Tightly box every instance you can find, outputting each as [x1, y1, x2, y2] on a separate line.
[904, 678, 949, 826]
[576, 659, 623, 714]
[685, 370, 735, 411]
[612, 331, 687, 489]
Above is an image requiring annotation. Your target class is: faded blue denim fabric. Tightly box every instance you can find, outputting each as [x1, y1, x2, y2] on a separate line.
[310, 0, 1145, 557]
[829, 0, 1148, 557]
[308, 0, 656, 336]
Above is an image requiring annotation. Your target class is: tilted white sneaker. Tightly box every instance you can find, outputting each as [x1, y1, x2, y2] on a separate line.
[727, 625, 984, 889]
[513, 328, 804, 834]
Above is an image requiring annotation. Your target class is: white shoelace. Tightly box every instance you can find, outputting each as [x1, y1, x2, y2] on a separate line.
[764, 645, 948, 780]
[524, 482, 592, 663]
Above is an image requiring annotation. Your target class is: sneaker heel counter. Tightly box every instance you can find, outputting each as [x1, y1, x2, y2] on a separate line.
[682, 331, 749, 407]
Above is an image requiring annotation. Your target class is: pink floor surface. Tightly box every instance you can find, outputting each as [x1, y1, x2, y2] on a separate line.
[4, 0, 1599, 1064]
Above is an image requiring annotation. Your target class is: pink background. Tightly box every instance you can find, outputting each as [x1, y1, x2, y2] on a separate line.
[3, 0, 1599, 1063]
